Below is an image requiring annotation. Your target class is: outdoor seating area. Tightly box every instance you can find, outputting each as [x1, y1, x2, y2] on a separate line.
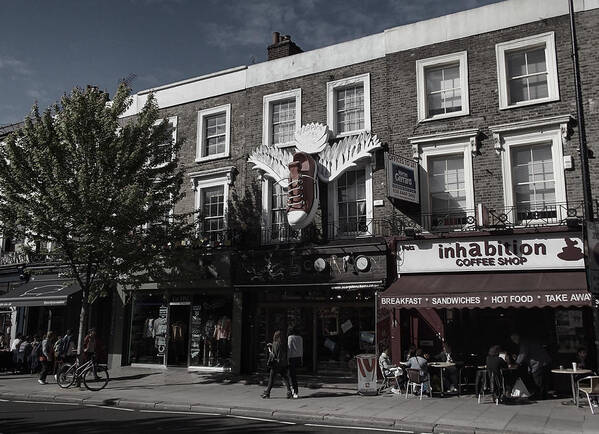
[377, 354, 599, 414]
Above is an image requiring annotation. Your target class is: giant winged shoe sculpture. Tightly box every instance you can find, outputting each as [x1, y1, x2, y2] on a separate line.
[248, 123, 382, 229]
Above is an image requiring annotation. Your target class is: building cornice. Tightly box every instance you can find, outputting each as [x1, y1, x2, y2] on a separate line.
[121, 0, 599, 118]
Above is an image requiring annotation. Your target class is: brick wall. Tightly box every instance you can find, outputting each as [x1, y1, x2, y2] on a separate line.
[153, 8, 598, 234]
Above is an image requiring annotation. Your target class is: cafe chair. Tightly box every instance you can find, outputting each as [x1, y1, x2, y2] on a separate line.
[377, 361, 397, 394]
[577, 376, 599, 414]
[405, 368, 431, 400]
[479, 371, 504, 405]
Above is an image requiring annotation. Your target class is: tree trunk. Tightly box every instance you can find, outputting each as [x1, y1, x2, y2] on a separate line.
[77, 290, 89, 355]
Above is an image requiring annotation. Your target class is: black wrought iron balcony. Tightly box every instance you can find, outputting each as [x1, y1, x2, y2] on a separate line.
[420, 210, 477, 232]
[258, 218, 399, 246]
[417, 201, 584, 235]
[482, 201, 584, 229]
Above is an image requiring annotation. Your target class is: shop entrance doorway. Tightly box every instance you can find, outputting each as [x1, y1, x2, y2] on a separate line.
[167, 304, 190, 366]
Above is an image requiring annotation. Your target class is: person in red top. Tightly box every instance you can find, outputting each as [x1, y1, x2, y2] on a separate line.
[83, 328, 103, 379]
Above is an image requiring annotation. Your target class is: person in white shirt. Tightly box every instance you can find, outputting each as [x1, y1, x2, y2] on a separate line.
[287, 327, 303, 399]
[10, 334, 23, 352]
[379, 347, 403, 393]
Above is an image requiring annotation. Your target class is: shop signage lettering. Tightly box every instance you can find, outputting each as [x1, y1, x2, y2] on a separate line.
[385, 153, 419, 204]
[397, 234, 584, 273]
[380, 292, 591, 308]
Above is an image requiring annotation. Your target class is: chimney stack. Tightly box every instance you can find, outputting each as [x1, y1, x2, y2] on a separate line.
[267, 32, 303, 61]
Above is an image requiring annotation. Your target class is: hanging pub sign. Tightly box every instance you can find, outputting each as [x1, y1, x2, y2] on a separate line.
[385, 153, 419, 204]
[397, 233, 585, 274]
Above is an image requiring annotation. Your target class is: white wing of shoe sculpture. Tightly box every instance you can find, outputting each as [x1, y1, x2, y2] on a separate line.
[248, 122, 382, 229]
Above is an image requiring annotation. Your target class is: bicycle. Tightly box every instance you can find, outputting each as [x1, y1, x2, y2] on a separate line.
[56, 354, 109, 391]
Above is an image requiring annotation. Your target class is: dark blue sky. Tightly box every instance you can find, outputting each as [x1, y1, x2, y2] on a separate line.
[0, 0, 503, 125]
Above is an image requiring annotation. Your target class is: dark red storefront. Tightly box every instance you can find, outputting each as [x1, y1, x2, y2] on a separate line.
[377, 232, 594, 368]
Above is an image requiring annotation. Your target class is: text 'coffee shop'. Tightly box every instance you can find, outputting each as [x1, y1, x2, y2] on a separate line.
[377, 232, 593, 367]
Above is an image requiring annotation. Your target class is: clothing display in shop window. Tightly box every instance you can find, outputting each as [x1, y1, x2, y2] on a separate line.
[154, 317, 167, 337]
[214, 316, 231, 340]
[204, 319, 216, 339]
[144, 318, 155, 338]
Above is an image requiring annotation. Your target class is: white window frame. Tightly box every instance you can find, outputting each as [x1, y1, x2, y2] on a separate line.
[416, 51, 469, 122]
[196, 104, 231, 162]
[326, 73, 371, 138]
[496, 32, 559, 110]
[327, 164, 374, 238]
[498, 128, 566, 226]
[415, 140, 475, 229]
[189, 167, 235, 234]
[262, 88, 301, 148]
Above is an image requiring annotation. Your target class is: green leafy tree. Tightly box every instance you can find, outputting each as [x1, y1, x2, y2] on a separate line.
[0, 84, 194, 353]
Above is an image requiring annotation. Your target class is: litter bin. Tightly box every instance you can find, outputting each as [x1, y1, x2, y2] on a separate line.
[356, 353, 377, 395]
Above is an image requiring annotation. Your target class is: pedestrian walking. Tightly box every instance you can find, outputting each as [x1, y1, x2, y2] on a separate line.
[287, 326, 303, 399]
[261, 330, 292, 399]
[38, 331, 55, 385]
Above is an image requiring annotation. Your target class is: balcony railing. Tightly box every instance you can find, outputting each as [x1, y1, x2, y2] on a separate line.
[192, 201, 586, 247]
[481, 202, 583, 229]
[258, 218, 400, 246]
[418, 201, 584, 234]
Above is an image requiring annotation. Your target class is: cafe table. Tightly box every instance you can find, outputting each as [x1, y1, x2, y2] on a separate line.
[429, 362, 456, 396]
[551, 368, 592, 406]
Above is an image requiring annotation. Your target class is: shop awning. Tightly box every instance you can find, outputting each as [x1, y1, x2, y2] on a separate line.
[379, 271, 591, 309]
[0, 274, 81, 307]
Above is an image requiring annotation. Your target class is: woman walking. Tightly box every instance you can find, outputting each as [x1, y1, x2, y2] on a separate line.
[261, 330, 292, 399]
[38, 331, 55, 385]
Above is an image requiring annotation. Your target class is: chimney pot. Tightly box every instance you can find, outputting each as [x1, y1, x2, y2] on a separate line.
[272, 32, 280, 45]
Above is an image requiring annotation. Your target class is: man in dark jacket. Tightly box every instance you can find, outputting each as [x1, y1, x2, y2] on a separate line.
[39, 331, 55, 385]
[435, 343, 459, 393]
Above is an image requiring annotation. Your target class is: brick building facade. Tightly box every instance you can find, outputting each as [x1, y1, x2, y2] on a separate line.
[108, 0, 599, 380]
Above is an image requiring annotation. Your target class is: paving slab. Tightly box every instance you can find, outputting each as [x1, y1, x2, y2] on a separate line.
[0, 367, 595, 434]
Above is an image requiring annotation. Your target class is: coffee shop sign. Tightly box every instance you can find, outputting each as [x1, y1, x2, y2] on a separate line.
[397, 234, 585, 273]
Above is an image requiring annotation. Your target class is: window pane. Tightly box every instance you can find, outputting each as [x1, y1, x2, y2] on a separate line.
[526, 48, 547, 74]
[428, 154, 466, 215]
[337, 169, 367, 235]
[527, 74, 549, 100]
[425, 63, 461, 117]
[507, 46, 548, 104]
[445, 89, 462, 112]
[511, 143, 555, 214]
[441, 65, 460, 90]
[426, 68, 443, 93]
[507, 51, 527, 78]
[337, 84, 364, 133]
[271, 99, 296, 145]
[427, 93, 444, 116]
[509, 77, 528, 104]
[204, 113, 226, 156]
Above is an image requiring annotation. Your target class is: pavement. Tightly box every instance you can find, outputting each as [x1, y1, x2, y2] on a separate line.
[1, 367, 599, 434]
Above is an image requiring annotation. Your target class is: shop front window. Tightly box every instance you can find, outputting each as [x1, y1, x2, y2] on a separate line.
[129, 294, 167, 365]
[317, 306, 374, 375]
[190, 296, 232, 368]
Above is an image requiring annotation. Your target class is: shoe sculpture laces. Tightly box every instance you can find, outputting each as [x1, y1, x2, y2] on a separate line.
[287, 151, 319, 229]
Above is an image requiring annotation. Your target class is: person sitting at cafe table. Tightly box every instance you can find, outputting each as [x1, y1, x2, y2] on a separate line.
[486, 345, 513, 402]
[434, 342, 459, 393]
[379, 346, 403, 393]
[575, 347, 596, 373]
[511, 333, 551, 400]
[405, 348, 429, 391]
